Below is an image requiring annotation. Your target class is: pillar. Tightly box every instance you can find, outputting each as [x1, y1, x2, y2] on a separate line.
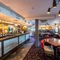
[35, 19, 40, 47]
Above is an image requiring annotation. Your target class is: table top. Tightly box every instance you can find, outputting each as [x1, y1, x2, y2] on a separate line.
[45, 38, 60, 47]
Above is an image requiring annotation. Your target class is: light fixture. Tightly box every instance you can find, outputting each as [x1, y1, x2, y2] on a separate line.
[47, 0, 60, 17]
[58, 11, 60, 16]
[52, 0, 57, 8]
[2, 21, 4, 22]
[15, 24, 18, 26]
[47, 8, 51, 14]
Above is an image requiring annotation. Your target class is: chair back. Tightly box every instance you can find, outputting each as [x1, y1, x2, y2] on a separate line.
[41, 40, 44, 49]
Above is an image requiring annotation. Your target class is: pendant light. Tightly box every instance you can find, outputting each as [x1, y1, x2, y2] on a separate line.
[47, 8, 51, 14]
[58, 0, 60, 17]
[58, 11, 60, 16]
[47, 0, 60, 17]
[52, 0, 57, 8]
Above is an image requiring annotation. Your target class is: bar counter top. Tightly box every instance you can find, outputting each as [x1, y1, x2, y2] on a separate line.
[0, 33, 29, 41]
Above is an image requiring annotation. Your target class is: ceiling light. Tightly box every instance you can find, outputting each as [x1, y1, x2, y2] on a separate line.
[47, 0, 60, 16]
[2, 21, 4, 22]
[52, 0, 57, 8]
[47, 8, 50, 14]
[58, 11, 60, 16]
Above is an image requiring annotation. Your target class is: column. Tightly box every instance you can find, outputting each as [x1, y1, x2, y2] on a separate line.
[35, 19, 40, 47]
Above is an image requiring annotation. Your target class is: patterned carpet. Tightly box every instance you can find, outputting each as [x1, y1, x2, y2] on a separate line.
[23, 42, 54, 60]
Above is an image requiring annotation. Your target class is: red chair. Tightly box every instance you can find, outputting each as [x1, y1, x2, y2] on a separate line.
[41, 40, 54, 60]
[41, 40, 44, 49]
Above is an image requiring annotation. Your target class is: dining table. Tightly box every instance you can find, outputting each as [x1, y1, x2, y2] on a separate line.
[44, 38, 60, 60]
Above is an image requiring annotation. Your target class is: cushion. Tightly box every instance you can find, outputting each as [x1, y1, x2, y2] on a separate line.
[44, 46, 54, 55]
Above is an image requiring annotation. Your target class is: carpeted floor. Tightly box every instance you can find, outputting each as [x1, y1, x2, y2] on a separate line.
[23, 42, 54, 60]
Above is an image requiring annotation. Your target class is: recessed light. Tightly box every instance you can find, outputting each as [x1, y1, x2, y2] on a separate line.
[32, 7, 34, 9]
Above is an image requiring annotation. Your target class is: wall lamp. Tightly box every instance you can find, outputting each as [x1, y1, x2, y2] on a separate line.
[47, 0, 60, 16]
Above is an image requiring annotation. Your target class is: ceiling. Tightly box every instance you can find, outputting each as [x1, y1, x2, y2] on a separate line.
[0, 0, 59, 20]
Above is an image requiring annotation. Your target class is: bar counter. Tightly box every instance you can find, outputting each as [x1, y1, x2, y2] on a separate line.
[0, 33, 30, 60]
